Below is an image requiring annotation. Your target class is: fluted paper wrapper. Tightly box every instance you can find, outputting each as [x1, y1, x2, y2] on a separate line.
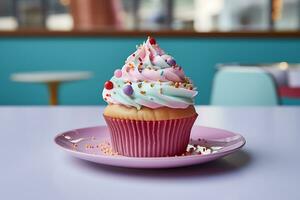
[104, 114, 198, 157]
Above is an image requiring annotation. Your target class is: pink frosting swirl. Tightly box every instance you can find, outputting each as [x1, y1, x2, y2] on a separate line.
[121, 37, 185, 82]
[102, 37, 197, 110]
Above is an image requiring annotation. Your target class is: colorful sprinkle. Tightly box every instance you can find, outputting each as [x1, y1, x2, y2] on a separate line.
[159, 88, 163, 94]
[123, 85, 133, 96]
[138, 83, 142, 88]
[167, 58, 176, 66]
[114, 69, 122, 78]
[160, 71, 164, 76]
[184, 77, 190, 83]
[104, 81, 113, 90]
[140, 91, 146, 95]
[149, 53, 154, 61]
[150, 83, 155, 88]
[149, 37, 156, 45]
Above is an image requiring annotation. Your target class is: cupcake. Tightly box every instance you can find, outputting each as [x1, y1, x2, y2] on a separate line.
[102, 37, 198, 157]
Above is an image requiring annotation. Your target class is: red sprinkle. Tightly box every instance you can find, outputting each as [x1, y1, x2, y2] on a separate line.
[149, 37, 156, 45]
[104, 81, 113, 90]
[138, 57, 142, 62]
[132, 54, 135, 57]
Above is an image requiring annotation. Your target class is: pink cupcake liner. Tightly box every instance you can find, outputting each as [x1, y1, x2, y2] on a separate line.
[104, 114, 198, 157]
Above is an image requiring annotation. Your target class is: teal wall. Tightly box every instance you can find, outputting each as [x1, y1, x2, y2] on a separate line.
[0, 36, 300, 105]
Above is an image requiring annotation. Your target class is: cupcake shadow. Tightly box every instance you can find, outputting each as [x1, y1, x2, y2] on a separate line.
[69, 150, 252, 180]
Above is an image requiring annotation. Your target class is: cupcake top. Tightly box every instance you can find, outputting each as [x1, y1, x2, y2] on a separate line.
[102, 37, 198, 110]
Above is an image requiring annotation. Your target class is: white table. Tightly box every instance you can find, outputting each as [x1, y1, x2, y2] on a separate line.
[0, 106, 299, 200]
[11, 71, 92, 105]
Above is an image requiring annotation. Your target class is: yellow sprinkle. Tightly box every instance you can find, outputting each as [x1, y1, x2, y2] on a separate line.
[159, 88, 163, 94]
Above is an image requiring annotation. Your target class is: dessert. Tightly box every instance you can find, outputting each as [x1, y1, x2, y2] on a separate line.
[102, 37, 198, 157]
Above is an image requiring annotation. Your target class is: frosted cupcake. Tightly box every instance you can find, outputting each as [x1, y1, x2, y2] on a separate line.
[102, 37, 198, 157]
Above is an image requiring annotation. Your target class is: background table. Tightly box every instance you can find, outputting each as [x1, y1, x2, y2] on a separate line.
[11, 71, 92, 105]
[0, 106, 299, 199]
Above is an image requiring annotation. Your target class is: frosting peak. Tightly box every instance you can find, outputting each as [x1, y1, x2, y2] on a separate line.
[122, 37, 185, 83]
[102, 37, 197, 110]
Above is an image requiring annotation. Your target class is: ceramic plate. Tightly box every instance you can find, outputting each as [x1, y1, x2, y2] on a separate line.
[54, 126, 245, 169]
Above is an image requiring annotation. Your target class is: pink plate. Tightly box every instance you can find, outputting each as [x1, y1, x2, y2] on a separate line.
[54, 126, 246, 169]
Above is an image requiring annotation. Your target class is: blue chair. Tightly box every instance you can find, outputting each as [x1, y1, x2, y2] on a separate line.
[211, 67, 280, 106]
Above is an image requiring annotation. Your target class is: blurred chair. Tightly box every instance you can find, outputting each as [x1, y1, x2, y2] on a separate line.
[211, 67, 280, 106]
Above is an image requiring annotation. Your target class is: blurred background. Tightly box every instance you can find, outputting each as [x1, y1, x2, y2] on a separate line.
[1, 0, 300, 31]
[0, 0, 300, 106]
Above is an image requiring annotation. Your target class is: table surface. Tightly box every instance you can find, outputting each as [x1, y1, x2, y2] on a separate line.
[1, 106, 300, 200]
